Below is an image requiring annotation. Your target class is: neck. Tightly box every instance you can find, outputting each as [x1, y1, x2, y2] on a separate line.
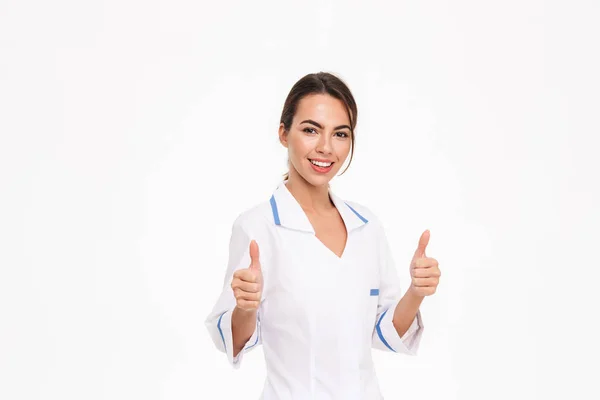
[285, 169, 333, 213]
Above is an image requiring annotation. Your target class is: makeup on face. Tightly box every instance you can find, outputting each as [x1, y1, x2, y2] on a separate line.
[287, 94, 353, 184]
[308, 157, 335, 174]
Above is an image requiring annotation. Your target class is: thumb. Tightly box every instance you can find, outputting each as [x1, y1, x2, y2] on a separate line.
[249, 240, 261, 271]
[414, 230, 430, 258]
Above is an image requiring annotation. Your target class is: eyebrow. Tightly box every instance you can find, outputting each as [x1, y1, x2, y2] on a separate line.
[300, 119, 351, 131]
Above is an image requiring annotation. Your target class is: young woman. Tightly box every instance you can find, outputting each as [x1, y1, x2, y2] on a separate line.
[205, 72, 441, 399]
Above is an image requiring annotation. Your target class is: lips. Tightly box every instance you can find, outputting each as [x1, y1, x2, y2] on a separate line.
[309, 159, 333, 167]
[308, 158, 334, 173]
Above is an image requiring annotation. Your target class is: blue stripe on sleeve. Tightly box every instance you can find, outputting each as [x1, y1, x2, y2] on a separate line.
[376, 309, 396, 352]
[217, 311, 227, 351]
[246, 328, 260, 350]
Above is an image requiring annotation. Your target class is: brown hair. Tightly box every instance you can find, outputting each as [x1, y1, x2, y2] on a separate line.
[280, 72, 358, 181]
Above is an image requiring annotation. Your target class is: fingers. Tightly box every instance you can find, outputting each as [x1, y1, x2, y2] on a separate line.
[412, 267, 441, 278]
[249, 240, 261, 271]
[412, 277, 439, 287]
[413, 230, 430, 258]
[412, 257, 439, 269]
[231, 274, 262, 310]
[235, 299, 261, 310]
[410, 253, 440, 297]
[233, 268, 259, 283]
[232, 262, 263, 311]
[231, 278, 261, 293]
[232, 287, 262, 302]
[232, 240, 263, 311]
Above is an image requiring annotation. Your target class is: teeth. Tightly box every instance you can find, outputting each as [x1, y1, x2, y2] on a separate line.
[310, 159, 332, 168]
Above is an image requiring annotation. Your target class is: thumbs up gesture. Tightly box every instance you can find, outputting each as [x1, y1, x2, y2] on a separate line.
[231, 240, 264, 312]
[408, 230, 441, 297]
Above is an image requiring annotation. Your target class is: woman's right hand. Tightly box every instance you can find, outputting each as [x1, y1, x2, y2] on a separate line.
[231, 240, 263, 312]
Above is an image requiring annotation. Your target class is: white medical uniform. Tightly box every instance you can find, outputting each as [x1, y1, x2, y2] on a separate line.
[205, 180, 424, 399]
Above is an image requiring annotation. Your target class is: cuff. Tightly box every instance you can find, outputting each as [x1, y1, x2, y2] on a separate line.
[376, 308, 424, 355]
[217, 309, 260, 369]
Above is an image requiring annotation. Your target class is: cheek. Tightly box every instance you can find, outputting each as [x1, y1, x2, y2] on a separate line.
[289, 135, 315, 158]
[334, 140, 352, 160]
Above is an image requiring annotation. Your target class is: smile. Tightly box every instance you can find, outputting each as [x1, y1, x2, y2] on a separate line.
[309, 159, 333, 167]
[308, 159, 334, 174]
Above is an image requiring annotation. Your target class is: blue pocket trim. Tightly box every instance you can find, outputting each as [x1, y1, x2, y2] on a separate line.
[370, 288, 379, 296]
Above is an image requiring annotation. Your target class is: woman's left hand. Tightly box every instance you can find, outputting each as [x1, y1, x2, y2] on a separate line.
[408, 230, 441, 297]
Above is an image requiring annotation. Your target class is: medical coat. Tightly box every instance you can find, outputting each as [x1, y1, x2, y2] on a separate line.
[205, 180, 424, 399]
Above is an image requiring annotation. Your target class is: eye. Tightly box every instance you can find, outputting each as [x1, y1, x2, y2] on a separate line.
[335, 131, 349, 138]
[303, 127, 317, 134]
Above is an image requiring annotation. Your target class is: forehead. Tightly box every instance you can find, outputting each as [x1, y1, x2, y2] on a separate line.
[293, 94, 350, 126]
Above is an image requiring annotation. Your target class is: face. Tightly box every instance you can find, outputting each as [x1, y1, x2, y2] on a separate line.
[279, 94, 353, 187]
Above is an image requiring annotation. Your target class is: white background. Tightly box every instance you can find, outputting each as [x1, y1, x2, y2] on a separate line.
[1, 0, 599, 399]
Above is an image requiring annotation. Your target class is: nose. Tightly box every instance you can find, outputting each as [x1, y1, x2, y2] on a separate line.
[315, 132, 333, 155]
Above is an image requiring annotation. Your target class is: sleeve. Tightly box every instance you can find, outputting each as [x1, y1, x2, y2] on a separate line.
[204, 219, 262, 369]
[371, 220, 424, 355]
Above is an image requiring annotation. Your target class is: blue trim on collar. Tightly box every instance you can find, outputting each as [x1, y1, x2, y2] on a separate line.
[270, 195, 281, 226]
[345, 202, 369, 224]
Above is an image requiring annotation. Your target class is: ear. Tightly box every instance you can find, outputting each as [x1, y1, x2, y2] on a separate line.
[278, 123, 289, 148]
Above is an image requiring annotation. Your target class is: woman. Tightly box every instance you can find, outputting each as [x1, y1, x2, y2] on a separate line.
[205, 72, 441, 399]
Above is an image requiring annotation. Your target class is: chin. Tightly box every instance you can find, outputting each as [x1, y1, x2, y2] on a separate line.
[307, 176, 331, 188]
[290, 159, 337, 187]
[301, 169, 336, 188]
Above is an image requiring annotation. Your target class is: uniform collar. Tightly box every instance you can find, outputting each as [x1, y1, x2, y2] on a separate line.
[269, 180, 368, 233]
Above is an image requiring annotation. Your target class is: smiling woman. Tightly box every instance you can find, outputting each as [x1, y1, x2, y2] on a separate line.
[205, 72, 441, 400]
[278, 72, 358, 183]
